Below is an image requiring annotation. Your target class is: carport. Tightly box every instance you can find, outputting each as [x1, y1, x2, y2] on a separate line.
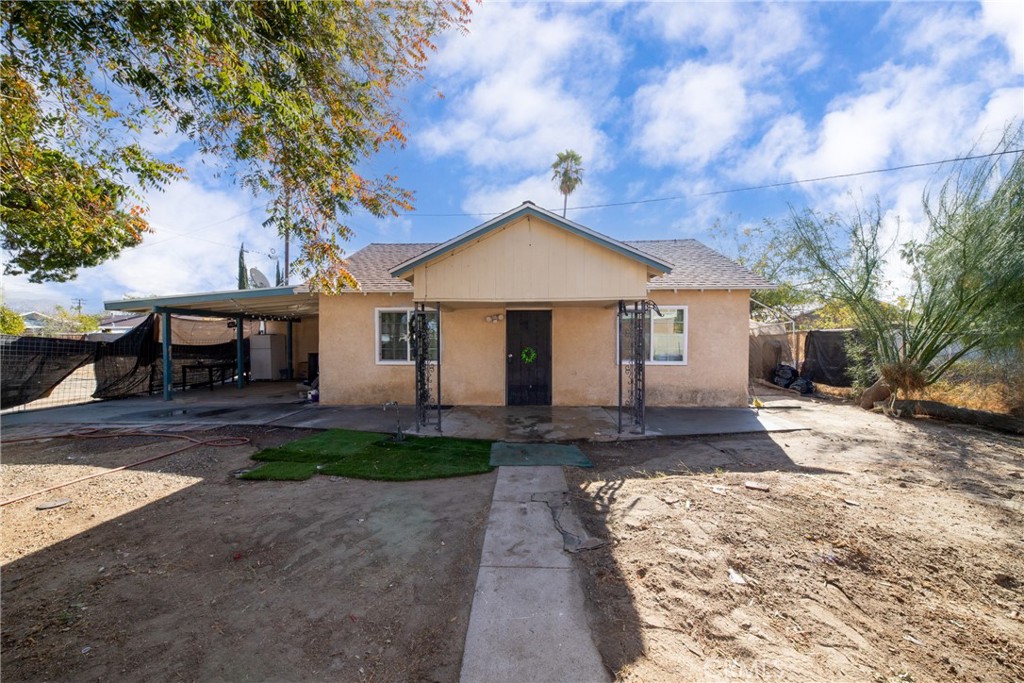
[105, 285, 319, 401]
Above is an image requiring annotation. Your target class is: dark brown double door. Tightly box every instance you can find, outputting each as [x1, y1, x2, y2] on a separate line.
[506, 310, 551, 406]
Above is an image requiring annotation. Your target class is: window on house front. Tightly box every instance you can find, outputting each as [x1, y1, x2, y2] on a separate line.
[376, 308, 439, 363]
[618, 306, 687, 364]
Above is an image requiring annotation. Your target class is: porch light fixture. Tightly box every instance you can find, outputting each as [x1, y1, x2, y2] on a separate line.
[484, 314, 505, 324]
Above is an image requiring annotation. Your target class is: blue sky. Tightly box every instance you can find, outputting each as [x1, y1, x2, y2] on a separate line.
[3, 0, 1022, 313]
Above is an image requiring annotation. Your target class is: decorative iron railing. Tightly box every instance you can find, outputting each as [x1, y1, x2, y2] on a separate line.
[618, 299, 660, 434]
[409, 303, 442, 433]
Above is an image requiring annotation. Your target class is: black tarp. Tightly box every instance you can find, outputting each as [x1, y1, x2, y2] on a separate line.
[0, 335, 98, 409]
[93, 315, 161, 399]
[749, 332, 794, 382]
[95, 314, 249, 397]
[2, 315, 253, 409]
[802, 330, 855, 387]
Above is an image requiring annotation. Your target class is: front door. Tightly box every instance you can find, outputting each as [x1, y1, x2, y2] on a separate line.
[506, 310, 551, 406]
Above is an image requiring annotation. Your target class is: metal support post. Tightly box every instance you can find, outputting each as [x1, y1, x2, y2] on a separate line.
[236, 316, 245, 388]
[161, 310, 173, 401]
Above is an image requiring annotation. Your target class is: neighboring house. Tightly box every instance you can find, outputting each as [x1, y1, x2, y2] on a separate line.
[105, 202, 773, 407]
[321, 202, 772, 407]
[19, 310, 54, 335]
[97, 312, 150, 335]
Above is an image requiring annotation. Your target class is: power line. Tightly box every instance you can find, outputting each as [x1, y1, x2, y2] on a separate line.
[400, 148, 1024, 218]
[133, 206, 264, 250]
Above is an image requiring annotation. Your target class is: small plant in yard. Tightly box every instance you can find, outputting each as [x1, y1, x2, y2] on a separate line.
[240, 429, 493, 482]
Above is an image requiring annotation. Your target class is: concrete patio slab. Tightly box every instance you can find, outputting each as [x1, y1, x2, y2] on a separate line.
[2, 381, 808, 442]
[643, 406, 803, 437]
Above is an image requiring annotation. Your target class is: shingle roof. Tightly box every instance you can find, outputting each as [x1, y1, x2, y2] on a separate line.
[343, 243, 436, 292]
[343, 238, 773, 293]
[627, 240, 774, 290]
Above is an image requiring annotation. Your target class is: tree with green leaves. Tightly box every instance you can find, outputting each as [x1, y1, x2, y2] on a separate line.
[2, 1, 472, 289]
[551, 149, 584, 218]
[40, 305, 101, 335]
[238, 244, 249, 290]
[786, 127, 1024, 400]
[0, 305, 26, 335]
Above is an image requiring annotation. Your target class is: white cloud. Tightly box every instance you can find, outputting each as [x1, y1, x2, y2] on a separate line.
[418, 3, 618, 172]
[630, 3, 816, 170]
[981, 0, 1024, 68]
[644, 2, 815, 70]
[632, 62, 754, 166]
[740, 3, 1021, 197]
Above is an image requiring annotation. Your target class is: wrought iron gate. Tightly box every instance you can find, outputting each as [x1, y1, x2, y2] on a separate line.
[410, 303, 442, 432]
[618, 299, 659, 434]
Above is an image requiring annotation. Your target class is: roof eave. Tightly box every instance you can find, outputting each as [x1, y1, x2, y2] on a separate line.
[104, 285, 311, 312]
[389, 203, 673, 277]
[647, 283, 778, 291]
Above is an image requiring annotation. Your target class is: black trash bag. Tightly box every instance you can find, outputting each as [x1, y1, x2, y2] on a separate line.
[773, 364, 798, 388]
[790, 377, 815, 395]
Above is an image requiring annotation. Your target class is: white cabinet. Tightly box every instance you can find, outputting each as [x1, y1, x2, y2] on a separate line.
[250, 334, 287, 380]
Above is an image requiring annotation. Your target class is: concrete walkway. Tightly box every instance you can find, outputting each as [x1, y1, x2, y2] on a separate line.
[460, 466, 610, 683]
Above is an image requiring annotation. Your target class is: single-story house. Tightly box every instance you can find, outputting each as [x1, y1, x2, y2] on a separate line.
[322, 201, 772, 408]
[105, 201, 772, 411]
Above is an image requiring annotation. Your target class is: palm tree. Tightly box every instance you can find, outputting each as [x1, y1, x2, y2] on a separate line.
[551, 149, 584, 218]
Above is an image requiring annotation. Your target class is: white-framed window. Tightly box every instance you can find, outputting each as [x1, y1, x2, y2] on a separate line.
[375, 308, 439, 364]
[617, 306, 687, 365]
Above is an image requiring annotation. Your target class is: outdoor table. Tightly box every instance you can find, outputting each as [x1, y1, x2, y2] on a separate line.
[181, 362, 236, 391]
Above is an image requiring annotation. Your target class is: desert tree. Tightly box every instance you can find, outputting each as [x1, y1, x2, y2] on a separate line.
[786, 125, 1024, 400]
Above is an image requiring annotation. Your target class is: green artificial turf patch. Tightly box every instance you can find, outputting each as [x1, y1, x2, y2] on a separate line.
[253, 429, 388, 463]
[245, 429, 493, 482]
[239, 461, 320, 481]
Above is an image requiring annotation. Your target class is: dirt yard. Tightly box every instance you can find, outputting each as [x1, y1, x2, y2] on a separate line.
[1, 425, 495, 682]
[568, 392, 1024, 682]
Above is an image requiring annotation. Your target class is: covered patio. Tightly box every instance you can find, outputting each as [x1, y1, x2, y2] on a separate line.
[104, 285, 319, 401]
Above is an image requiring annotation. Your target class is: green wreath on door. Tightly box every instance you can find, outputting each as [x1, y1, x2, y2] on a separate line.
[520, 347, 537, 364]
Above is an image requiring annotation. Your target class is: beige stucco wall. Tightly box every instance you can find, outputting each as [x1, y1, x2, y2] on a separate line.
[410, 215, 650, 302]
[439, 307, 506, 405]
[318, 289, 751, 407]
[319, 294, 507, 405]
[549, 290, 751, 407]
[551, 307, 617, 405]
[644, 290, 751, 407]
[319, 293, 416, 404]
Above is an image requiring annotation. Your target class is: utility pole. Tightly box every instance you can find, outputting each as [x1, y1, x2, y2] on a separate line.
[72, 298, 85, 315]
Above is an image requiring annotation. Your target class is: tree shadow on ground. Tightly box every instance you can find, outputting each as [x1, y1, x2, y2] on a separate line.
[1, 427, 494, 683]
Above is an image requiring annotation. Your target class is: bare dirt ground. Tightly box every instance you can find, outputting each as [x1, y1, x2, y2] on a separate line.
[1, 425, 495, 682]
[569, 392, 1024, 683]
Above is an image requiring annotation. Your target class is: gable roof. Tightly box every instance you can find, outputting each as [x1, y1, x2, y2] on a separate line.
[344, 238, 773, 293]
[389, 202, 673, 278]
